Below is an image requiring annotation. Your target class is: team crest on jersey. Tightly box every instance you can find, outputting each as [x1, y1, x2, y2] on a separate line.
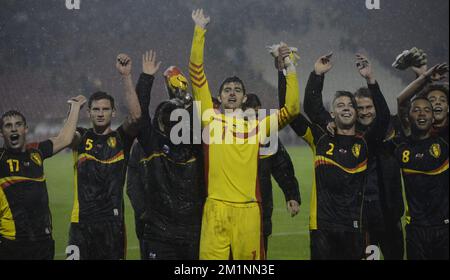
[107, 137, 117, 149]
[352, 144, 361, 158]
[429, 143, 441, 159]
[30, 152, 42, 166]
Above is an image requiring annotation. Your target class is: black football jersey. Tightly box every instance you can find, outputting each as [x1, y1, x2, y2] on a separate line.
[394, 136, 448, 226]
[0, 141, 53, 241]
[71, 127, 133, 223]
[291, 115, 368, 231]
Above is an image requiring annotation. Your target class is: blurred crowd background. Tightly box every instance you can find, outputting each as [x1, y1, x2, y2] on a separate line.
[0, 0, 448, 145]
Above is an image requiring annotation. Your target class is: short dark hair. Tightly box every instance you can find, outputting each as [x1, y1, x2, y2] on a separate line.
[354, 87, 372, 100]
[211, 97, 221, 108]
[420, 83, 449, 101]
[333, 91, 357, 109]
[244, 93, 262, 110]
[219, 76, 246, 96]
[88, 91, 115, 109]
[0, 110, 27, 130]
[408, 96, 433, 113]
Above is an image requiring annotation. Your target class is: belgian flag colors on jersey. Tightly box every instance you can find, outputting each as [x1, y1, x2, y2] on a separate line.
[298, 119, 368, 231]
[394, 136, 449, 227]
[0, 141, 53, 241]
[71, 126, 134, 223]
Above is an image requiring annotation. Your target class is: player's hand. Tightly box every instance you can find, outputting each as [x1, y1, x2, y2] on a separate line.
[116, 53, 132, 76]
[267, 42, 291, 71]
[424, 63, 449, 81]
[356, 53, 375, 83]
[68, 95, 87, 108]
[192, 9, 210, 29]
[279, 42, 293, 68]
[275, 44, 290, 70]
[326, 121, 336, 137]
[269, 43, 298, 71]
[314, 52, 333, 75]
[142, 50, 162, 76]
[287, 200, 300, 217]
[392, 47, 427, 71]
[412, 64, 428, 77]
[268, 43, 282, 71]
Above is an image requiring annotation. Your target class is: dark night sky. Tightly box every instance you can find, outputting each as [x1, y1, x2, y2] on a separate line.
[0, 0, 448, 126]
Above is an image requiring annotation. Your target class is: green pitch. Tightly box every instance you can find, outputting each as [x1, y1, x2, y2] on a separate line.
[45, 145, 314, 260]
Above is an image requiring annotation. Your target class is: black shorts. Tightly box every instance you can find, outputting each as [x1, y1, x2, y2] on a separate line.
[141, 238, 199, 260]
[310, 229, 364, 260]
[68, 220, 126, 260]
[363, 200, 404, 260]
[406, 224, 449, 260]
[0, 236, 54, 260]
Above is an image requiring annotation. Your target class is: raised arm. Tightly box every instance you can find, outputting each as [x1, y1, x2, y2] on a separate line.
[49, 95, 86, 154]
[275, 50, 324, 149]
[135, 50, 160, 156]
[280, 53, 301, 126]
[116, 53, 142, 136]
[262, 44, 300, 138]
[356, 54, 391, 149]
[303, 53, 334, 128]
[189, 9, 214, 127]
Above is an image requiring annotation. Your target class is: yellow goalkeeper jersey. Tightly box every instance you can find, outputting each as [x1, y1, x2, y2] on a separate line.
[189, 26, 300, 203]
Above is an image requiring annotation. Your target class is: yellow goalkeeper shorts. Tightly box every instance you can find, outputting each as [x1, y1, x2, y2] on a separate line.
[199, 198, 265, 260]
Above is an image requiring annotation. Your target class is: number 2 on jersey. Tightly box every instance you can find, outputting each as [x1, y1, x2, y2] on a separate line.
[7, 159, 20, 172]
[326, 143, 335, 156]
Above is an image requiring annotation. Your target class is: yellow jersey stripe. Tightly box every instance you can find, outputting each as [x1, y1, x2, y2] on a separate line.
[302, 127, 315, 149]
[309, 167, 318, 230]
[0, 176, 46, 189]
[140, 152, 197, 165]
[402, 159, 449, 176]
[77, 151, 124, 165]
[315, 156, 368, 174]
[0, 187, 16, 240]
[71, 151, 80, 223]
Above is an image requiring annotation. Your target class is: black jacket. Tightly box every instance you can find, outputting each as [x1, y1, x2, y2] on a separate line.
[135, 73, 205, 243]
[259, 140, 301, 236]
[126, 141, 147, 240]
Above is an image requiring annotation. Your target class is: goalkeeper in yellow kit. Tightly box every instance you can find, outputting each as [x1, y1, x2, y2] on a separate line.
[189, 9, 300, 260]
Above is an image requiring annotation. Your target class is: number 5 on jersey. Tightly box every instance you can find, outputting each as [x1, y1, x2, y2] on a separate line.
[85, 139, 94, 151]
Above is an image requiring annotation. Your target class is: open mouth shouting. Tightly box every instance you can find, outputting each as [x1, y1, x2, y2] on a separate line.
[416, 118, 429, 127]
[10, 133, 20, 146]
[227, 97, 237, 104]
[433, 106, 444, 116]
